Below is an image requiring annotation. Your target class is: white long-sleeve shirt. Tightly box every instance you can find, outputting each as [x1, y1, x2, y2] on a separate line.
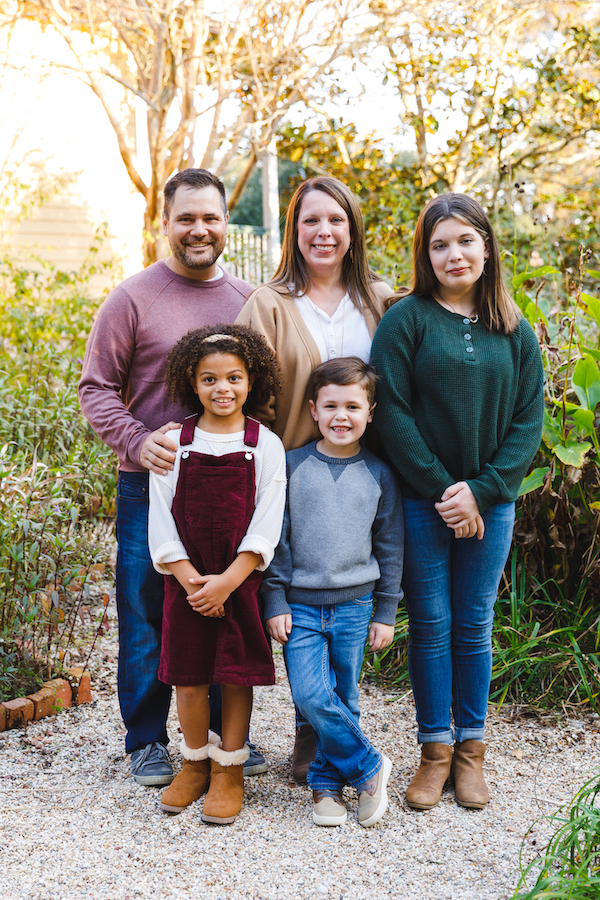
[149, 423, 286, 575]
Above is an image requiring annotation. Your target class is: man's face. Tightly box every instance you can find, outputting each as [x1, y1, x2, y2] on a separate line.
[163, 185, 228, 279]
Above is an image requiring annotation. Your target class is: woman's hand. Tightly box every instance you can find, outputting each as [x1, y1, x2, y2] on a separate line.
[452, 514, 486, 540]
[266, 614, 292, 644]
[435, 482, 485, 540]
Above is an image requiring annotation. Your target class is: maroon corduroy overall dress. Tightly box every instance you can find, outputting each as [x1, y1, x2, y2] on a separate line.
[158, 414, 275, 687]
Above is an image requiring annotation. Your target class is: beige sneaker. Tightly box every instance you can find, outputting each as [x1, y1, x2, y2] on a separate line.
[358, 756, 392, 827]
[312, 789, 347, 826]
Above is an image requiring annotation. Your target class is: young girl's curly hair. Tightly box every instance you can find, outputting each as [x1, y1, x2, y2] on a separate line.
[165, 323, 281, 415]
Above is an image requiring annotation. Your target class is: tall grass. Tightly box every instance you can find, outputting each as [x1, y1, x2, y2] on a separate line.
[512, 773, 600, 899]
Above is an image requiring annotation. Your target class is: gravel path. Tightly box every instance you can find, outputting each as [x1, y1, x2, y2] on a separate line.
[1, 609, 599, 900]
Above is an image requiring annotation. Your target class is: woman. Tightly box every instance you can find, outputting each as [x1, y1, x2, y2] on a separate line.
[370, 193, 543, 810]
[237, 176, 395, 781]
[236, 176, 395, 451]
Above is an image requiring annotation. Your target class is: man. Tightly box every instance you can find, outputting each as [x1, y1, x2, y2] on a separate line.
[79, 169, 263, 785]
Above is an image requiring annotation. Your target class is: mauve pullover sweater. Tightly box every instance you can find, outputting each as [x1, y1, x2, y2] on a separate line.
[370, 294, 544, 513]
[79, 261, 252, 471]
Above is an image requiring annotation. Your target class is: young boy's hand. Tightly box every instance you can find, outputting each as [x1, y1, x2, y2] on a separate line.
[368, 622, 394, 652]
[266, 614, 292, 644]
[187, 573, 230, 617]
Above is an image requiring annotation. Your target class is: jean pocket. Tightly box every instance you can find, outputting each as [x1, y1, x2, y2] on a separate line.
[117, 472, 149, 501]
[351, 592, 374, 607]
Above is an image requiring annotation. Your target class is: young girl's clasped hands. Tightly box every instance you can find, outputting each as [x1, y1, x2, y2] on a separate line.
[148, 325, 285, 823]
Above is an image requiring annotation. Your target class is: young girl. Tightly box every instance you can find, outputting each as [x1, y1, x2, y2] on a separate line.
[148, 324, 286, 823]
[371, 193, 544, 811]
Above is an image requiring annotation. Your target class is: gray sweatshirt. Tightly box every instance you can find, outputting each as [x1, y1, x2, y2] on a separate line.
[261, 442, 404, 625]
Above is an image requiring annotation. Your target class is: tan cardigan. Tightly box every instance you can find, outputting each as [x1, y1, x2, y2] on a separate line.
[235, 281, 395, 450]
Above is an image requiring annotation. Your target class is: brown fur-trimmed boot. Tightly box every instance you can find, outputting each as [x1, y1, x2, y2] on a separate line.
[405, 743, 453, 810]
[451, 740, 489, 809]
[160, 732, 220, 814]
[201, 744, 250, 825]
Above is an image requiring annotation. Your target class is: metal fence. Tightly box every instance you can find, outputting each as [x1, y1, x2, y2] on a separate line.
[224, 225, 269, 285]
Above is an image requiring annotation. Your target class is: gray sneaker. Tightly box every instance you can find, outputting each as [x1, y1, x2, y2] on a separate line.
[244, 742, 268, 776]
[131, 741, 174, 786]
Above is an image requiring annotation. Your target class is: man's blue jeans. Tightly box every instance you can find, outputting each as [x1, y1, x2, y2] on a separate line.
[116, 471, 171, 754]
[284, 596, 382, 790]
[402, 497, 515, 745]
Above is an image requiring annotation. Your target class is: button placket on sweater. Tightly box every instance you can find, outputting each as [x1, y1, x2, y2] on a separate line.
[462, 317, 476, 362]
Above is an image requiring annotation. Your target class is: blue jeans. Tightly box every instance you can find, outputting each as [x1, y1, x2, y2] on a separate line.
[402, 497, 515, 744]
[116, 471, 172, 754]
[284, 597, 382, 790]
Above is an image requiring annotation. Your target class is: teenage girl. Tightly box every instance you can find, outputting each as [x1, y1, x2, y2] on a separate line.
[371, 193, 544, 811]
[148, 324, 286, 823]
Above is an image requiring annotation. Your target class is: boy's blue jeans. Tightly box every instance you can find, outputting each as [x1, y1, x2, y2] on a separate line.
[284, 596, 382, 791]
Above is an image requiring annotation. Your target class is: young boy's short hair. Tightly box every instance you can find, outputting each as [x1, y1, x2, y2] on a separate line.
[308, 357, 378, 407]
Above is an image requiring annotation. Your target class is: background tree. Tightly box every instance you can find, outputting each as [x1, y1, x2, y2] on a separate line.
[381, 0, 600, 204]
[269, 0, 600, 282]
[14, 0, 386, 264]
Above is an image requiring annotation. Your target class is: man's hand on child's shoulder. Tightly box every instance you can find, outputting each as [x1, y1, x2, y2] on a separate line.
[368, 622, 395, 653]
[266, 614, 292, 644]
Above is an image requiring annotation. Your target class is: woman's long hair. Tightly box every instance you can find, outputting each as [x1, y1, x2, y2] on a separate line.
[410, 193, 520, 333]
[270, 176, 382, 324]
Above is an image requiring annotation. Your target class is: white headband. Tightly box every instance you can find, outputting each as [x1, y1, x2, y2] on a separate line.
[203, 333, 240, 343]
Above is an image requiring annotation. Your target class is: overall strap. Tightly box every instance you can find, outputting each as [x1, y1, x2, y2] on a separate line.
[180, 414, 199, 446]
[244, 416, 261, 449]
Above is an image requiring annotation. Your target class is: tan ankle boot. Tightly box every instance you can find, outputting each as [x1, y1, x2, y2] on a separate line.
[160, 735, 218, 813]
[452, 740, 489, 809]
[201, 744, 250, 825]
[405, 743, 453, 810]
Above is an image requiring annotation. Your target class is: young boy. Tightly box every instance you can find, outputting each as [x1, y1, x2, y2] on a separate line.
[262, 357, 404, 827]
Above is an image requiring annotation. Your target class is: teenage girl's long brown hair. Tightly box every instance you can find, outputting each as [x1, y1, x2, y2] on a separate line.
[407, 193, 520, 333]
[270, 176, 383, 324]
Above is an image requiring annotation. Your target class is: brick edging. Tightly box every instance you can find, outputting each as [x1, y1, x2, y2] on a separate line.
[0, 668, 92, 732]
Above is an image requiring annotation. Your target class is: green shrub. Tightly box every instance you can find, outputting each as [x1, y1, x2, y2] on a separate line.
[0, 248, 117, 700]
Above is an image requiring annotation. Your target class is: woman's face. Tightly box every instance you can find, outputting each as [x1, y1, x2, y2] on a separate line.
[296, 190, 351, 282]
[428, 216, 489, 293]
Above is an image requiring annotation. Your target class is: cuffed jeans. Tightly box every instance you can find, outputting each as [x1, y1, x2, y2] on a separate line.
[116, 471, 172, 754]
[402, 497, 515, 745]
[284, 596, 382, 790]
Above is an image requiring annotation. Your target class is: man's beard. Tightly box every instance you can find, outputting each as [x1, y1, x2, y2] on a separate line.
[171, 238, 224, 270]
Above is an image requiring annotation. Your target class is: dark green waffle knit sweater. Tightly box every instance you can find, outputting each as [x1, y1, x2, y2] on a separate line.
[370, 294, 544, 513]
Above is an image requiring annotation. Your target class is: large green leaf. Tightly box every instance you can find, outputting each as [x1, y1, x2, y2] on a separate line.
[570, 407, 597, 436]
[518, 466, 550, 497]
[512, 265, 559, 290]
[572, 353, 600, 410]
[581, 346, 600, 361]
[581, 292, 600, 327]
[542, 408, 563, 448]
[569, 408, 599, 451]
[522, 299, 548, 326]
[550, 398, 580, 413]
[553, 440, 592, 467]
